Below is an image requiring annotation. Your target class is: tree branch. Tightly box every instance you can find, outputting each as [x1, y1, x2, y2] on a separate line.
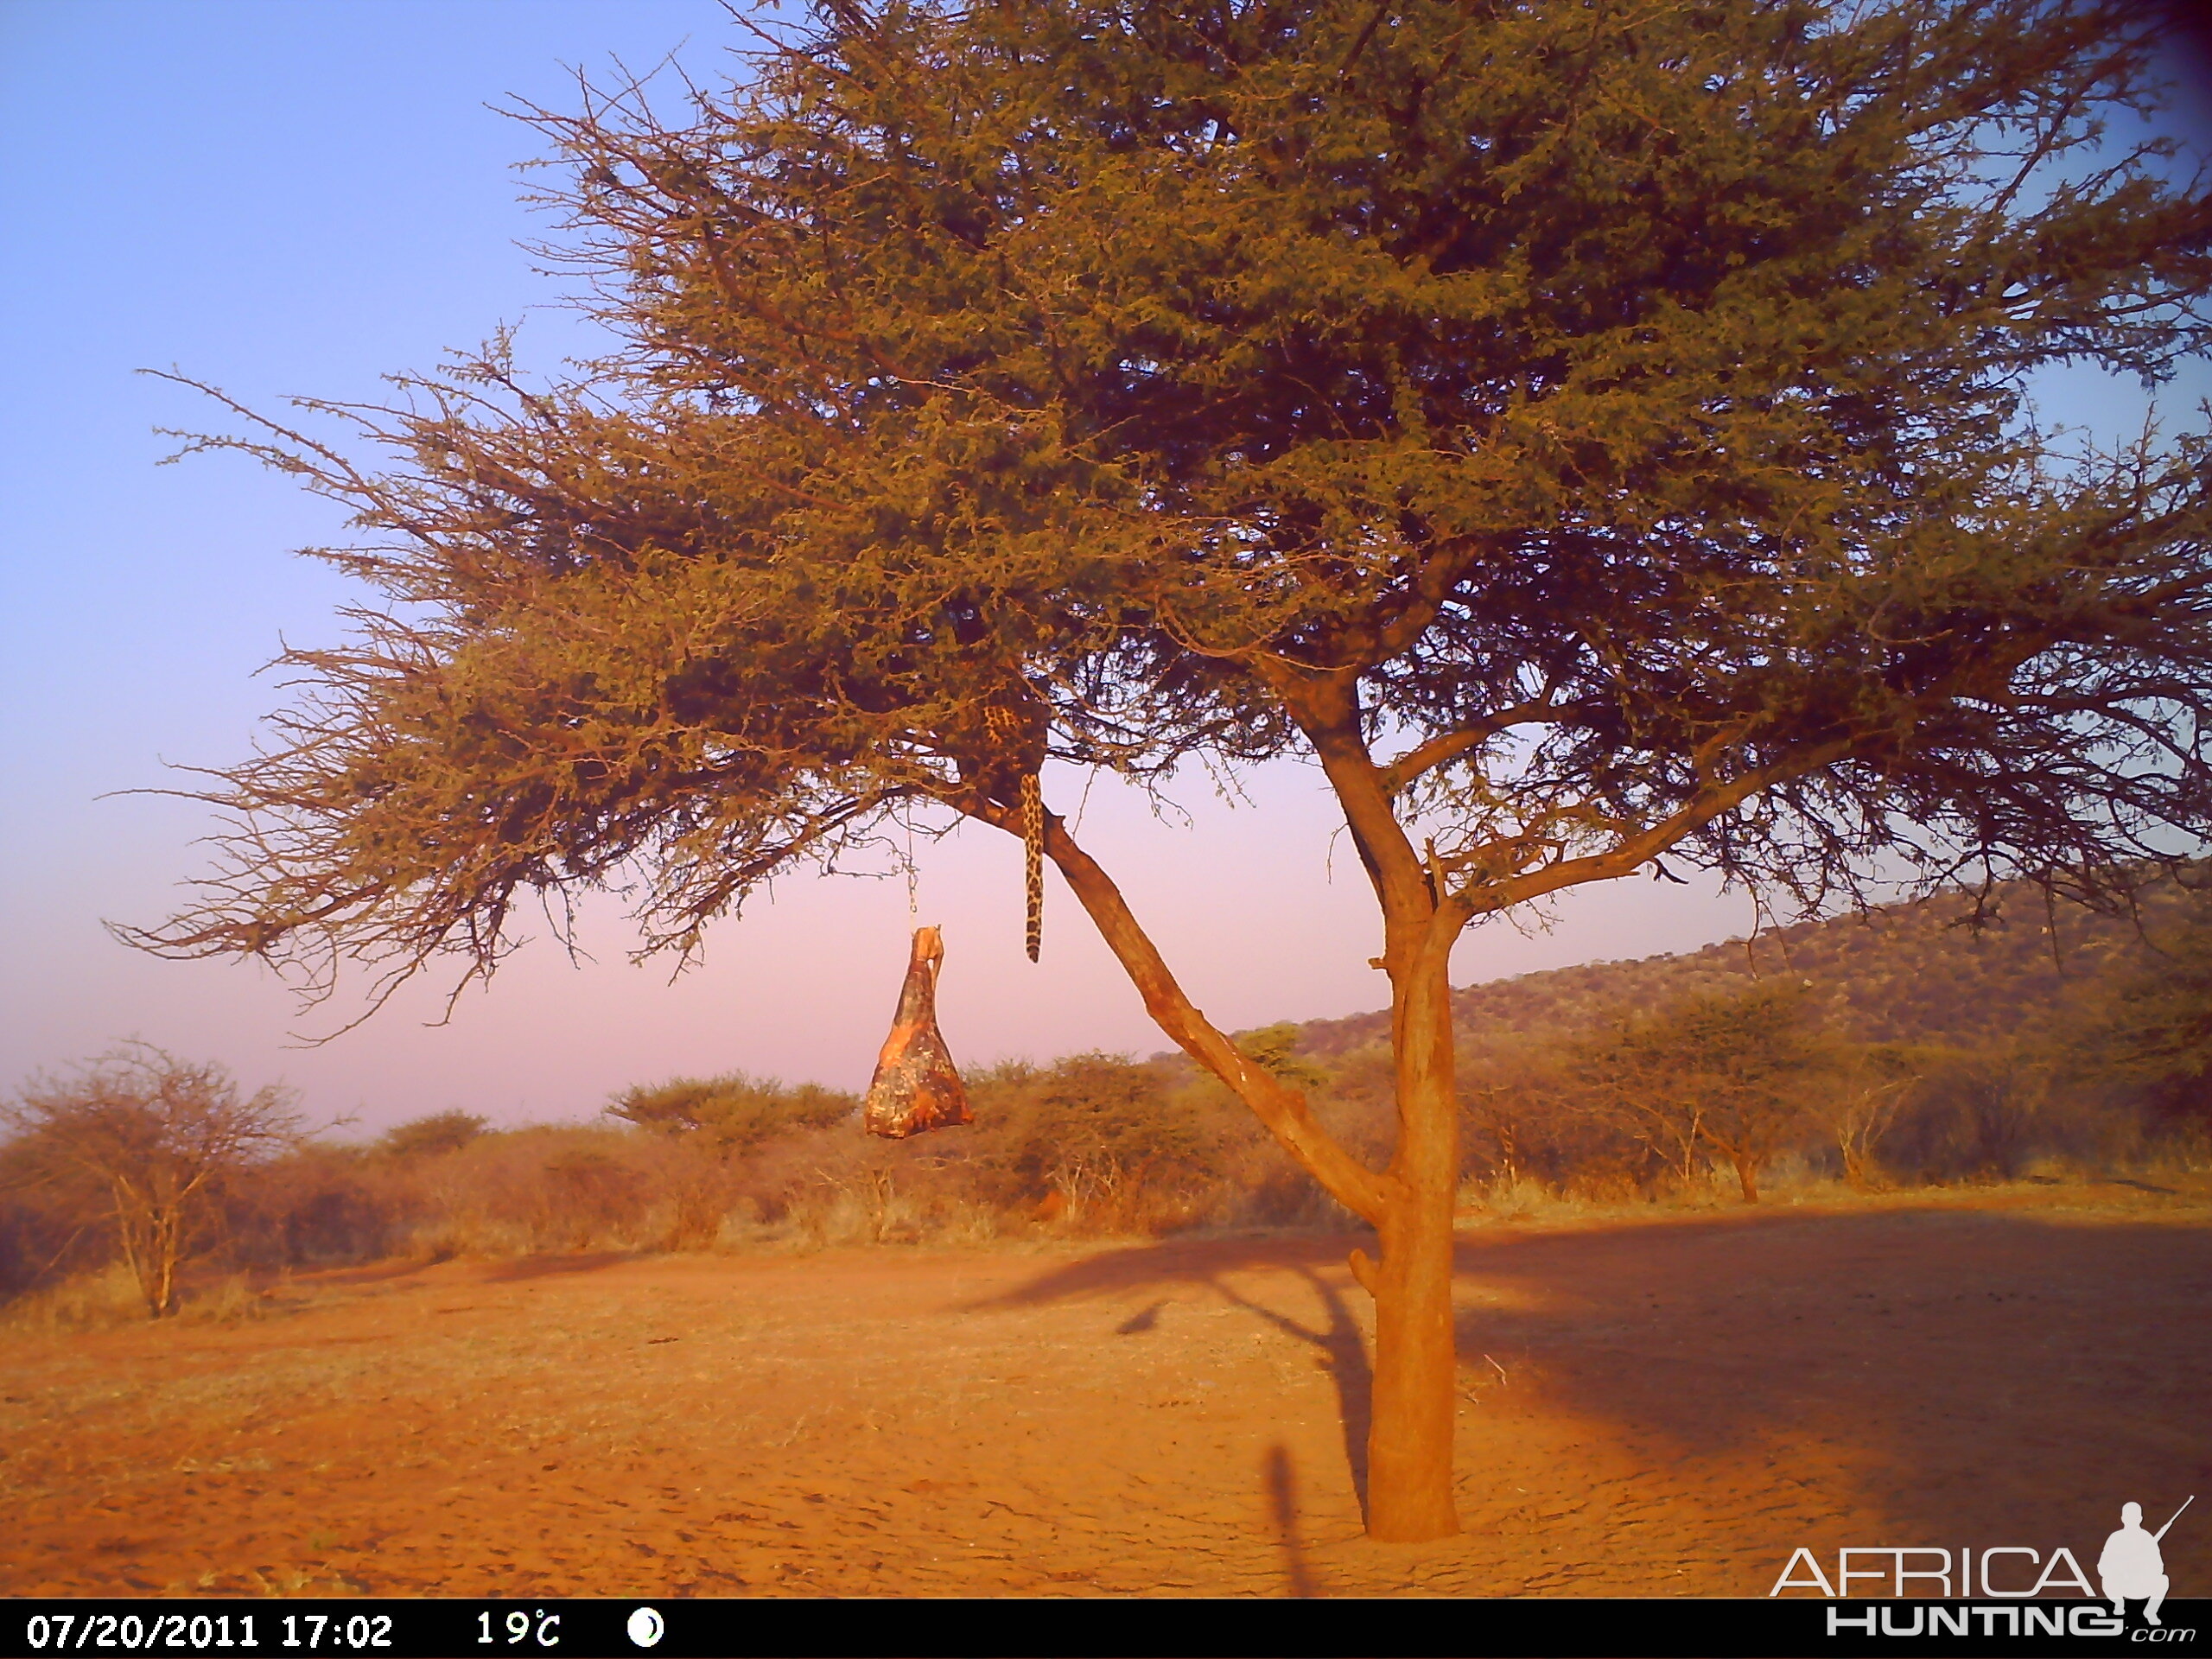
[960, 791, 1395, 1223]
[1379, 698, 1586, 797]
[1469, 740, 1856, 914]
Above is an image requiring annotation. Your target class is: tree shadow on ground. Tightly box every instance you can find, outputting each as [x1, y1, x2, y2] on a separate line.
[972, 1233, 1376, 1515]
[976, 1208, 2212, 1576]
[1217, 1264, 1373, 1516]
[1263, 1441, 1319, 1596]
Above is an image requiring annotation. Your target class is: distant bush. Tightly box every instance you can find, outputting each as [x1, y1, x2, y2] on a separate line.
[16, 879, 2212, 1312]
[1801, 1043, 1924, 1189]
[2069, 894, 2212, 1127]
[539, 1147, 651, 1250]
[0, 1046, 303, 1317]
[973, 1054, 1220, 1230]
[607, 1072, 855, 1150]
[1569, 985, 1824, 1203]
[227, 1143, 407, 1268]
[378, 1110, 487, 1160]
[397, 1126, 652, 1255]
[1231, 1024, 1328, 1090]
[605, 1072, 857, 1249]
[0, 1134, 105, 1300]
[1881, 1045, 2061, 1183]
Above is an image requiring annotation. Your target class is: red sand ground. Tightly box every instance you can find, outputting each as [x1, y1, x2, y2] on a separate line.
[3, 1185, 2207, 1599]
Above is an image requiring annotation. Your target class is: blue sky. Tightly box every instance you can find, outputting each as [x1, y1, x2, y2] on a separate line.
[2, 1, 2206, 1133]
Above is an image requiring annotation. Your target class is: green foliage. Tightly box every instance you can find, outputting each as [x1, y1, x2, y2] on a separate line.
[126, 0, 2212, 1028]
[95, 15, 2212, 1502]
[1573, 983, 1825, 1200]
[378, 1109, 487, 1160]
[2075, 895, 2212, 1120]
[1232, 1024, 1327, 1090]
[982, 1054, 1220, 1225]
[1620, 985, 1822, 1092]
[606, 1071, 856, 1153]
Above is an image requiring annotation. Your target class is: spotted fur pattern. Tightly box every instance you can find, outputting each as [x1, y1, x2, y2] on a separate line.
[982, 702, 1044, 962]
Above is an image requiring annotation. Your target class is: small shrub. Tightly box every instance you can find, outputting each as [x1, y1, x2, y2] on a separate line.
[540, 1147, 650, 1249]
[977, 1054, 1219, 1231]
[607, 1072, 855, 1151]
[1, 1046, 304, 1317]
[0, 1262, 146, 1335]
[606, 1071, 860, 1249]
[378, 1111, 487, 1160]
[178, 1271, 275, 1325]
[226, 1145, 410, 1268]
[400, 1127, 655, 1256]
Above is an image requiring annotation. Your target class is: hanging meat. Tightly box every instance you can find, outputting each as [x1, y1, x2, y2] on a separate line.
[863, 925, 972, 1138]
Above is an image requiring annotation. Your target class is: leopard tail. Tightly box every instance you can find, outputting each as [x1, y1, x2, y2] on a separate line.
[1020, 771, 1043, 963]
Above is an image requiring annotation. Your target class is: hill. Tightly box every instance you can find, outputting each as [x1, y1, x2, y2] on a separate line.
[1292, 872, 2205, 1060]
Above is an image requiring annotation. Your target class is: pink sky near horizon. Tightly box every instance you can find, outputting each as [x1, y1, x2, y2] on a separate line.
[1, 1, 2202, 1136]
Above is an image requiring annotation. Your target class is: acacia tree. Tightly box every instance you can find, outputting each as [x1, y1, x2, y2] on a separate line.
[2, 1047, 304, 1319]
[607, 1072, 857, 1244]
[2077, 893, 2212, 1118]
[1581, 984, 1823, 1201]
[125, 0, 2212, 1538]
[1808, 1040, 1924, 1185]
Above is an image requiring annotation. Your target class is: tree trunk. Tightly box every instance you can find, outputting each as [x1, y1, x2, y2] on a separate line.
[152, 1206, 182, 1318]
[1732, 1152, 1760, 1204]
[1355, 945, 1462, 1541]
[1039, 808, 1460, 1540]
[1357, 1199, 1459, 1539]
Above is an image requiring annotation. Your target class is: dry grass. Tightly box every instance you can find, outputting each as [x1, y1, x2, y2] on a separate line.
[0, 1265, 319, 1338]
[8, 1071, 2205, 1329]
[3, 1178, 2205, 1599]
[0, 1262, 146, 1334]
[1454, 1157, 2212, 1231]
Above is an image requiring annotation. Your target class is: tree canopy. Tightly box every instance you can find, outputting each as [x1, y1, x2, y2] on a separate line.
[136, 0, 2212, 1001]
[125, 0, 2212, 1539]
[1575, 982, 1823, 1200]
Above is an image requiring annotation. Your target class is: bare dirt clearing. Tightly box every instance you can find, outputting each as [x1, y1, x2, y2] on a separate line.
[3, 1185, 2207, 1599]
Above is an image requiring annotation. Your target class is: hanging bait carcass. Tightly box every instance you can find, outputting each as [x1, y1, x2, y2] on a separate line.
[863, 925, 972, 1138]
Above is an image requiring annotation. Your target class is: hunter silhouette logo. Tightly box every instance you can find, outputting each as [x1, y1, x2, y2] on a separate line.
[2102, 1497, 2190, 1628]
[1770, 1492, 2195, 1622]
